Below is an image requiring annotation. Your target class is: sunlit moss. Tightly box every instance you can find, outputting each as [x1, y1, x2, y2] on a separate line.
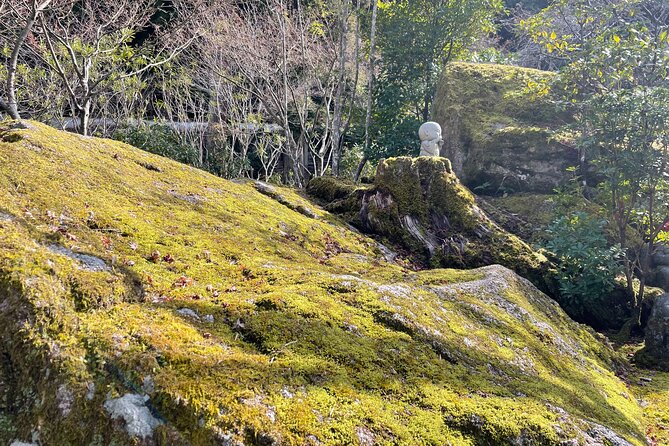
[0, 121, 652, 445]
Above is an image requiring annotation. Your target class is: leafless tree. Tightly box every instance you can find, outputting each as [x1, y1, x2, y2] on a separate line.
[31, 0, 203, 135]
[195, 0, 343, 185]
[355, 0, 378, 182]
[0, 0, 55, 119]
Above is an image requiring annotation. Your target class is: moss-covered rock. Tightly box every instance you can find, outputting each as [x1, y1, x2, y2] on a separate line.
[306, 176, 361, 204]
[0, 121, 653, 445]
[635, 293, 669, 370]
[328, 156, 556, 295]
[476, 193, 555, 245]
[432, 62, 576, 194]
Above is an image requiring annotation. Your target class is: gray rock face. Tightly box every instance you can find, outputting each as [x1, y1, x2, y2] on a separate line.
[103, 393, 162, 439]
[432, 63, 576, 194]
[654, 266, 669, 291]
[652, 244, 669, 267]
[650, 244, 669, 290]
[47, 244, 110, 272]
[644, 293, 669, 361]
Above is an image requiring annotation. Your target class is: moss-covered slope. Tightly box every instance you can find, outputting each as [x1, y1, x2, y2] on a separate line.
[433, 62, 576, 194]
[0, 121, 648, 445]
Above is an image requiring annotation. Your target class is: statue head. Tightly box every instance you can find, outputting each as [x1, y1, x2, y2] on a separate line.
[419, 121, 443, 157]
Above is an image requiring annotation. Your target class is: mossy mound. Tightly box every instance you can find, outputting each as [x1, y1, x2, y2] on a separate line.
[313, 157, 555, 295]
[432, 62, 576, 194]
[0, 121, 649, 445]
[305, 176, 361, 204]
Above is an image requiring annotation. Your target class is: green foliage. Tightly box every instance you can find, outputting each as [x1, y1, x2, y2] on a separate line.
[339, 143, 376, 180]
[367, 0, 503, 161]
[113, 123, 198, 165]
[524, 0, 669, 311]
[546, 212, 622, 313]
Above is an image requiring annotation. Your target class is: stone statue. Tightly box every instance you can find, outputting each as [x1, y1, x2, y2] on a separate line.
[419, 122, 444, 157]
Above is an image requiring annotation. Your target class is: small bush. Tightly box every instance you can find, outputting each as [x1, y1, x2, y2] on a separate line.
[113, 123, 198, 166]
[546, 211, 623, 314]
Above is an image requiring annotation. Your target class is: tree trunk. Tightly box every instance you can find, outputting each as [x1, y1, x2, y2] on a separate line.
[354, 156, 368, 183]
[356, 0, 378, 183]
[6, 12, 40, 120]
[4, 1, 54, 119]
[79, 101, 91, 136]
[331, 2, 350, 176]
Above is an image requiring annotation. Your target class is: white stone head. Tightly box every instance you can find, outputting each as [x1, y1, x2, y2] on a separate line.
[419, 121, 443, 157]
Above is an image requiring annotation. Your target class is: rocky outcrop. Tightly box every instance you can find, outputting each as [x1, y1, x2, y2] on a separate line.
[651, 244, 669, 290]
[0, 122, 650, 445]
[432, 62, 576, 194]
[637, 293, 669, 370]
[310, 157, 555, 295]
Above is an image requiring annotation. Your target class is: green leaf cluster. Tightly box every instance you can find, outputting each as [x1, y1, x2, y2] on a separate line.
[546, 211, 623, 313]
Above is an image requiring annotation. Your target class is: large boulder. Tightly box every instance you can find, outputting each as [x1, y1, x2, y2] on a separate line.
[0, 122, 649, 445]
[651, 244, 669, 290]
[653, 244, 669, 267]
[637, 294, 669, 370]
[432, 62, 577, 194]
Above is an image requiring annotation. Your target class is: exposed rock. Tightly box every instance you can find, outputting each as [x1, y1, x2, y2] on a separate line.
[651, 245, 669, 291]
[654, 266, 669, 291]
[103, 393, 163, 439]
[653, 244, 669, 267]
[56, 384, 74, 417]
[176, 307, 201, 321]
[47, 244, 110, 272]
[355, 426, 376, 446]
[432, 62, 576, 194]
[638, 293, 669, 369]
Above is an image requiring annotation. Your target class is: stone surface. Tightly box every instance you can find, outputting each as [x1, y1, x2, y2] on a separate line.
[418, 121, 444, 157]
[654, 266, 669, 291]
[643, 294, 669, 362]
[653, 244, 669, 267]
[103, 393, 163, 439]
[176, 307, 201, 321]
[432, 62, 577, 194]
[47, 244, 110, 272]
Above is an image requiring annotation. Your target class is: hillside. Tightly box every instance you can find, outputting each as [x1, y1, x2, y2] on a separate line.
[0, 121, 658, 445]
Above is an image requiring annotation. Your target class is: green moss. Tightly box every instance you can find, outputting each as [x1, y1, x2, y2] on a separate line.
[0, 121, 650, 445]
[479, 194, 555, 241]
[433, 62, 575, 194]
[362, 156, 553, 293]
[306, 176, 361, 204]
[631, 368, 669, 445]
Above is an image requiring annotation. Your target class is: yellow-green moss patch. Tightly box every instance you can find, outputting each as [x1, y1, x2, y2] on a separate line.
[0, 121, 648, 445]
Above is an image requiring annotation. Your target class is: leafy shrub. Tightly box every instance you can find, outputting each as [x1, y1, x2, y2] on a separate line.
[546, 211, 622, 314]
[113, 123, 198, 166]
